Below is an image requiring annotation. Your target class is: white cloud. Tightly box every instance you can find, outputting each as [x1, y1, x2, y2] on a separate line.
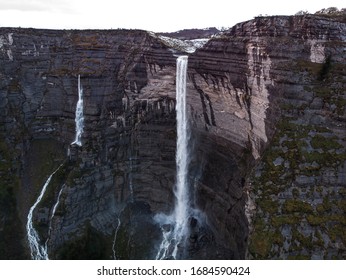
[0, 0, 73, 13]
[0, 0, 345, 31]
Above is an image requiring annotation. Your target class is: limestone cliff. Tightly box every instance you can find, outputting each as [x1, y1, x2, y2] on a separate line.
[0, 12, 345, 259]
[188, 14, 345, 259]
[0, 28, 179, 259]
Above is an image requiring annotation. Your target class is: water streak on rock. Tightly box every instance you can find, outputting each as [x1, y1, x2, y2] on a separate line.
[72, 75, 84, 146]
[26, 164, 63, 260]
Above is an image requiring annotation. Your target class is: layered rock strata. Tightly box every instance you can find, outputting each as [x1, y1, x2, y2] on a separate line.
[0, 13, 345, 259]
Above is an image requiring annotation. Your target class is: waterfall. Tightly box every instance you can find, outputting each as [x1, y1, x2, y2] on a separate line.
[72, 75, 84, 146]
[156, 55, 190, 259]
[50, 186, 64, 220]
[44, 185, 64, 253]
[26, 164, 63, 260]
[172, 55, 190, 257]
[128, 157, 135, 201]
[112, 217, 121, 260]
[26, 76, 82, 260]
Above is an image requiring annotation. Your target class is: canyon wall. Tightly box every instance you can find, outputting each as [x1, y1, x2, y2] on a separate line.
[188, 15, 345, 259]
[0, 13, 345, 259]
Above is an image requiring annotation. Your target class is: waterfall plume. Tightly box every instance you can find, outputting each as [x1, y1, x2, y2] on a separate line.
[156, 55, 190, 259]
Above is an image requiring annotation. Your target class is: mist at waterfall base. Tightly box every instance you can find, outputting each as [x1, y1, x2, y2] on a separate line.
[154, 56, 207, 260]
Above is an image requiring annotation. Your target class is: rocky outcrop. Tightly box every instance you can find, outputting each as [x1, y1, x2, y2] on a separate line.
[0, 12, 345, 260]
[158, 27, 220, 40]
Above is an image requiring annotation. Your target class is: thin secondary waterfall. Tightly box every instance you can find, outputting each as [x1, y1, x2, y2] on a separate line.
[112, 217, 121, 260]
[72, 75, 84, 146]
[156, 55, 190, 259]
[26, 164, 63, 260]
[26, 74, 83, 260]
[44, 185, 64, 253]
[128, 156, 135, 201]
[50, 186, 64, 220]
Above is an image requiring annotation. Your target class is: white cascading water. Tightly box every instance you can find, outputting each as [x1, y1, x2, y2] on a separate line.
[44, 185, 64, 252]
[156, 55, 190, 259]
[50, 186, 64, 220]
[26, 164, 63, 260]
[112, 217, 121, 260]
[128, 157, 135, 200]
[27, 76, 84, 259]
[72, 75, 84, 146]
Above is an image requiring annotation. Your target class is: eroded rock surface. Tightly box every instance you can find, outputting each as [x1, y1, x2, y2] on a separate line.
[0, 12, 345, 259]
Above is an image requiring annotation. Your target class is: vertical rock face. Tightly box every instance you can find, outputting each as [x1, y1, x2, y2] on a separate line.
[0, 28, 179, 259]
[0, 13, 345, 260]
[187, 14, 346, 259]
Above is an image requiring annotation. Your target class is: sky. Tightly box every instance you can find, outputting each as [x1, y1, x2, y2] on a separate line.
[0, 0, 345, 32]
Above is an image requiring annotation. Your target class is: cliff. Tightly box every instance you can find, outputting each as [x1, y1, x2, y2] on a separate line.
[0, 28, 179, 259]
[0, 13, 345, 259]
[188, 14, 345, 259]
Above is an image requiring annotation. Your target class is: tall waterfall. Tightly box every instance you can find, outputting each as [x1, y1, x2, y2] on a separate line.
[26, 164, 63, 260]
[172, 55, 190, 255]
[156, 55, 190, 259]
[72, 75, 84, 146]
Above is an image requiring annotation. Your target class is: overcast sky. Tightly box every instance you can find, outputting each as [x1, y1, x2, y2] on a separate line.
[0, 0, 344, 32]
